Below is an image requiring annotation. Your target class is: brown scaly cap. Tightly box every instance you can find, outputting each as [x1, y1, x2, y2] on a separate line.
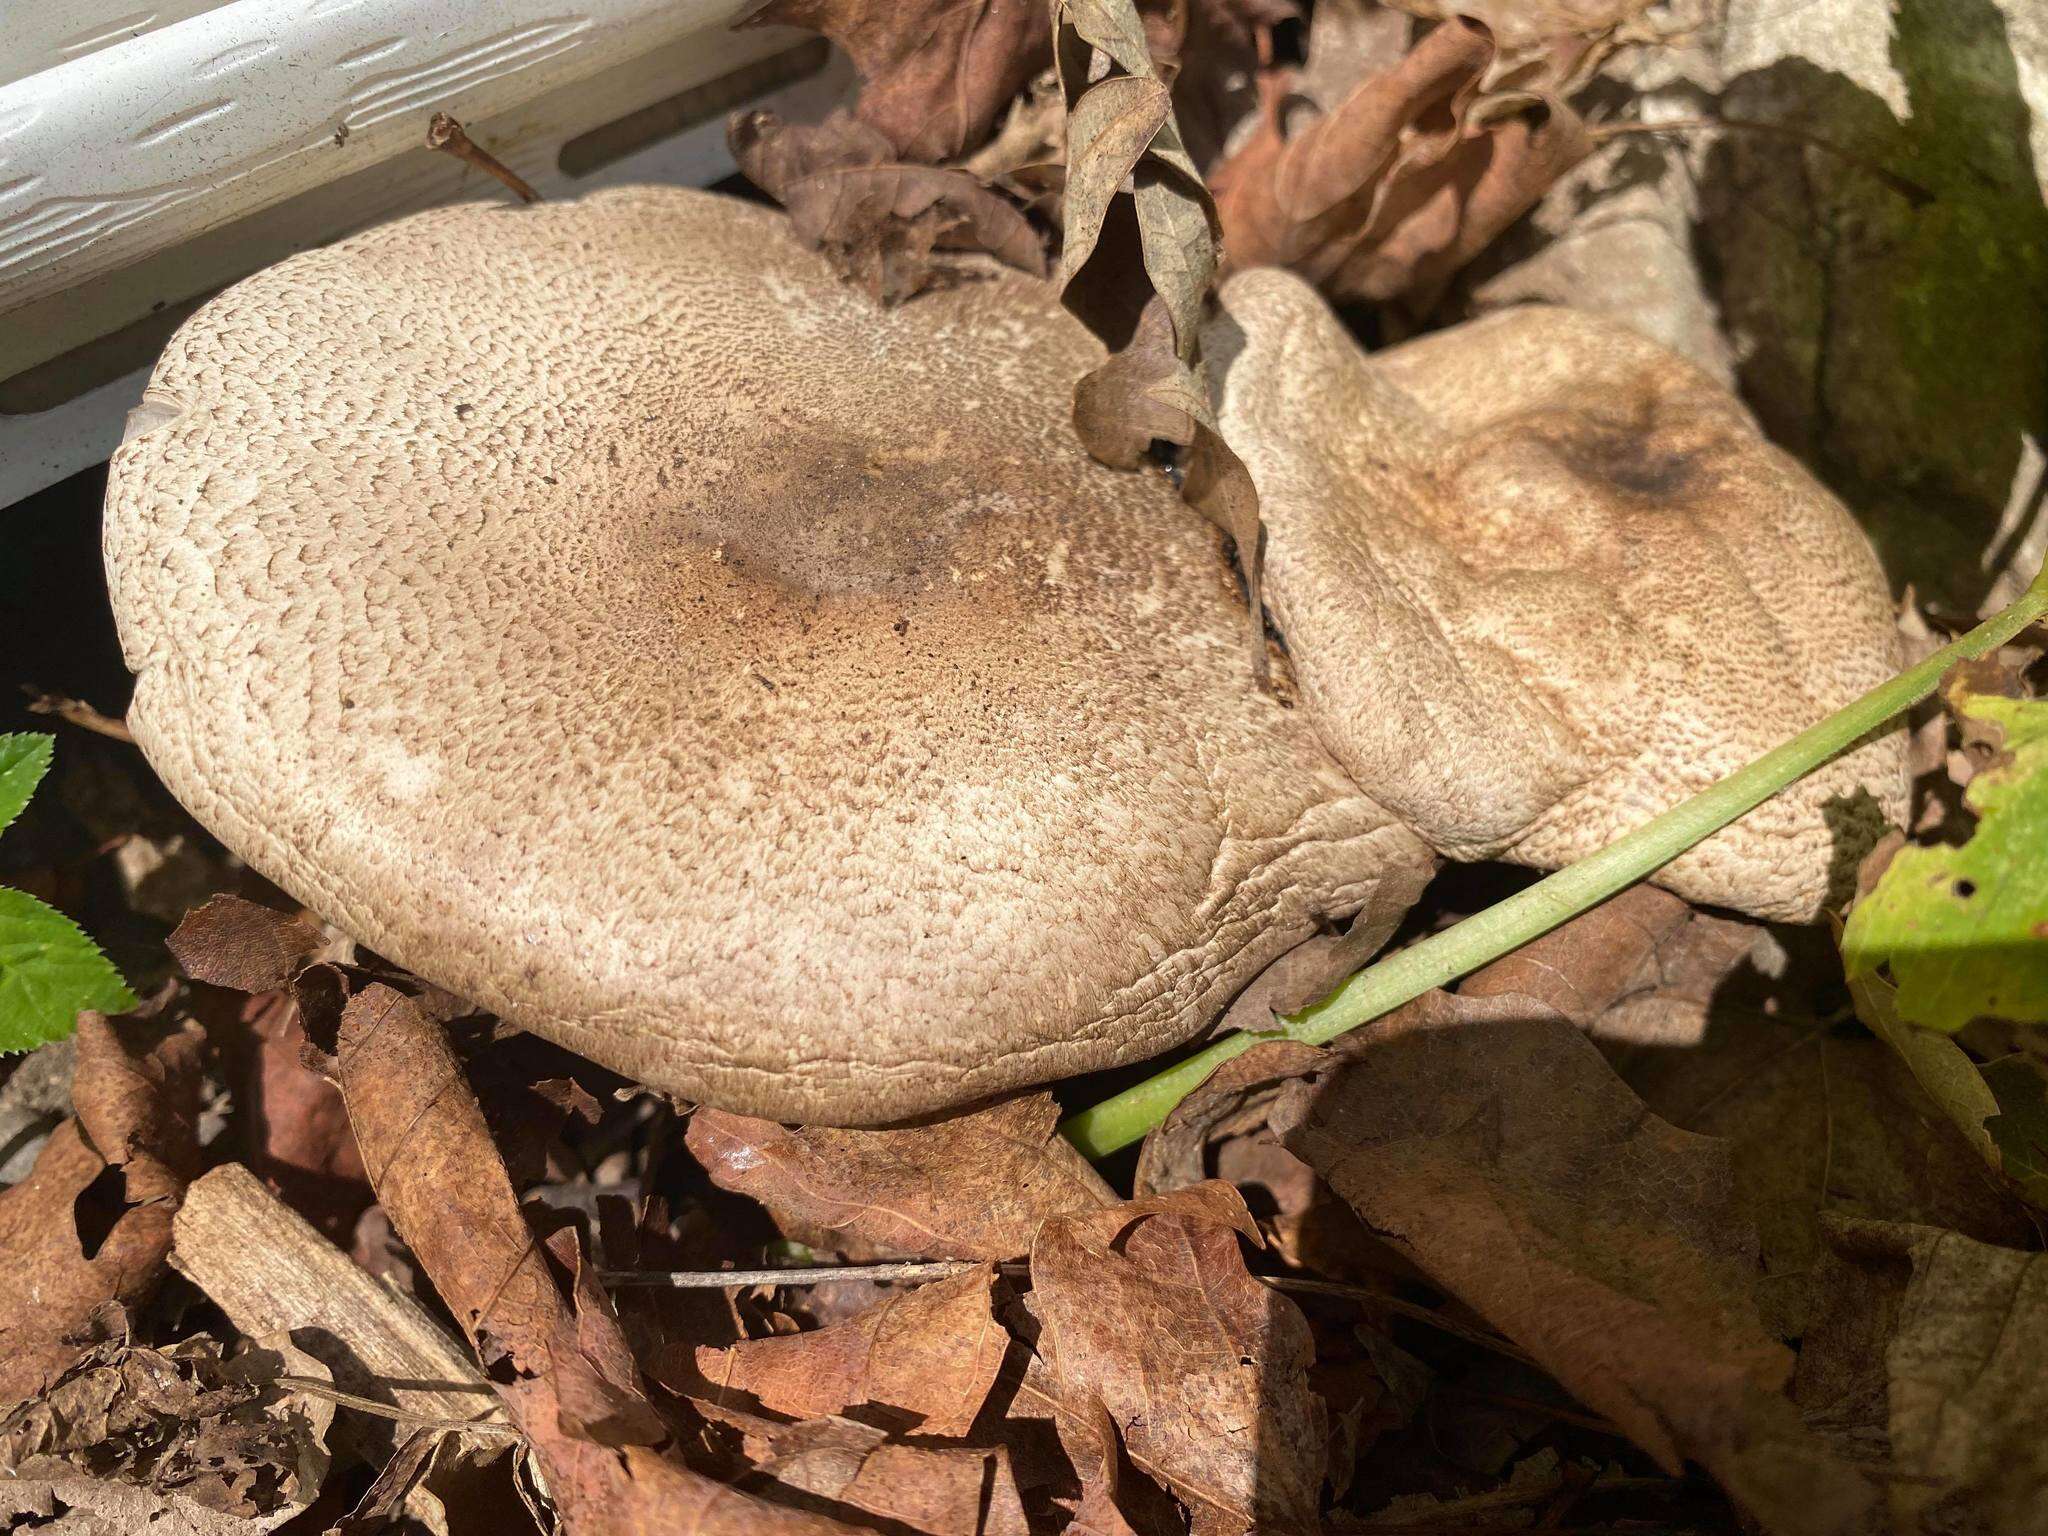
[104, 188, 1432, 1124]
[1208, 268, 1909, 922]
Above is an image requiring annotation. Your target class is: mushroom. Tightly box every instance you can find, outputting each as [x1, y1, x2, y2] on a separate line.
[102, 186, 1436, 1125]
[103, 188, 1907, 1124]
[1206, 269, 1909, 922]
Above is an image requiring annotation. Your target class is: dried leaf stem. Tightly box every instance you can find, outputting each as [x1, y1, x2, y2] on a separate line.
[1062, 573, 2048, 1159]
[425, 114, 540, 203]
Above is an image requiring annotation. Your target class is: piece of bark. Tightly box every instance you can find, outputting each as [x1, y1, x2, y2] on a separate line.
[172, 1163, 505, 1461]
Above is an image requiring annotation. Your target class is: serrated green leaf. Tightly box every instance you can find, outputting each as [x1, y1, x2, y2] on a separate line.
[0, 733, 54, 838]
[1842, 687, 2048, 1030]
[0, 884, 136, 1051]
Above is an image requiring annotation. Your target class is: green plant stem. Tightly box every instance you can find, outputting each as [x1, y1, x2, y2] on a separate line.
[1061, 577, 2048, 1160]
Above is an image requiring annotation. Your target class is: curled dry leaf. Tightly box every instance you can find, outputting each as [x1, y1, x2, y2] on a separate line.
[740, 1416, 1031, 1536]
[327, 982, 863, 1535]
[1053, 0, 1270, 678]
[732, 109, 1046, 303]
[691, 1265, 1006, 1436]
[1031, 1181, 1325, 1534]
[1273, 1007, 1879, 1535]
[167, 894, 323, 994]
[685, 1092, 1115, 1262]
[745, 0, 1052, 163]
[1210, 16, 1593, 317]
[0, 1012, 204, 1404]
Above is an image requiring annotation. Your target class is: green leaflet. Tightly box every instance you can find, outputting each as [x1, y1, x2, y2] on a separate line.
[0, 886, 137, 1050]
[0, 733, 136, 1050]
[1843, 685, 2048, 1030]
[0, 732, 54, 836]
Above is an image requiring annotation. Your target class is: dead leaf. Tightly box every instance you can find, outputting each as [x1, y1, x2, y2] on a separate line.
[1615, 1005, 2038, 1340]
[0, 1012, 205, 1404]
[1031, 1181, 1324, 1534]
[1802, 1219, 2048, 1534]
[167, 895, 322, 993]
[1387, 0, 1655, 53]
[1462, 883, 1768, 1046]
[732, 109, 1046, 302]
[745, 0, 1052, 163]
[328, 983, 864, 1534]
[1210, 16, 1593, 317]
[0, 1329, 333, 1533]
[685, 1092, 1115, 1261]
[691, 1265, 1005, 1436]
[741, 1416, 1032, 1535]
[1273, 1006, 1879, 1534]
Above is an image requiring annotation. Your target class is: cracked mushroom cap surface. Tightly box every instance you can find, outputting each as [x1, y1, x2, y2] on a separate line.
[1208, 269, 1909, 922]
[103, 186, 1435, 1125]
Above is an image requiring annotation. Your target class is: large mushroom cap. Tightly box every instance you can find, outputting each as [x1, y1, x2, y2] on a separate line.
[105, 187, 1432, 1124]
[1209, 269, 1909, 921]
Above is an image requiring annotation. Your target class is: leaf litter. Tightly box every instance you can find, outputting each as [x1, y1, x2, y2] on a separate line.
[7, 2, 2048, 1533]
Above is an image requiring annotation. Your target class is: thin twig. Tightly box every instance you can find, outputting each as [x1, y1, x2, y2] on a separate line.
[599, 1259, 1534, 1362]
[425, 114, 540, 203]
[275, 1375, 517, 1438]
[601, 1259, 984, 1289]
[1593, 116, 1933, 204]
[22, 688, 135, 743]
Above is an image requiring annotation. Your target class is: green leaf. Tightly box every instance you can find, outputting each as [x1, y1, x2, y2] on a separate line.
[0, 733, 54, 838]
[1842, 685, 2048, 1030]
[0, 885, 136, 1051]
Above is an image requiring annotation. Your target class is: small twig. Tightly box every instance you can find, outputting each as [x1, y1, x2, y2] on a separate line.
[425, 114, 540, 204]
[275, 1375, 518, 1438]
[599, 1258, 1533, 1362]
[1592, 115, 1933, 204]
[601, 1259, 984, 1289]
[22, 687, 135, 743]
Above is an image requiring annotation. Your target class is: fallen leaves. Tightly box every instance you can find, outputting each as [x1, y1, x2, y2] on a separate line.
[0, 1011, 204, 1403]
[1805, 1219, 2048, 1534]
[686, 1093, 1115, 1261]
[1032, 1183, 1324, 1534]
[1272, 1007, 1878, 1534]
[692, 1265, 1006, 1435]
[745, 0, 1051, 163]
[0, 1328, 334, 1534]
[732, 109, 1048, 302]
[1209, 16, 1593, 317]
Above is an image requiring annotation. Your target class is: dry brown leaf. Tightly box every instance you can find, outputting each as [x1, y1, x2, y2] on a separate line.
[167, 894, 322, 993]
[327, 983, 864, 1535]
[734, 1415, 1031, 1535]
[1211, 16, 1592, 317]
[0, 1329, 332, 1532]
[1031, 1181, 1324, 1534]
[685, 1092, 1115, 1261]
[1462, 883, 1768, 1046]
[1801, 1219, 2048, 1534]
[1273, 1007, 1879, 1535]
[732, 109, 1046, 303]
[0, 1012, 205, 1404]
[690, 1265, 1006, 1436]
[1616, 1003, 2038, 1340]
[1388, 0, 1653, 52]
[745, 0, 1051, 163]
